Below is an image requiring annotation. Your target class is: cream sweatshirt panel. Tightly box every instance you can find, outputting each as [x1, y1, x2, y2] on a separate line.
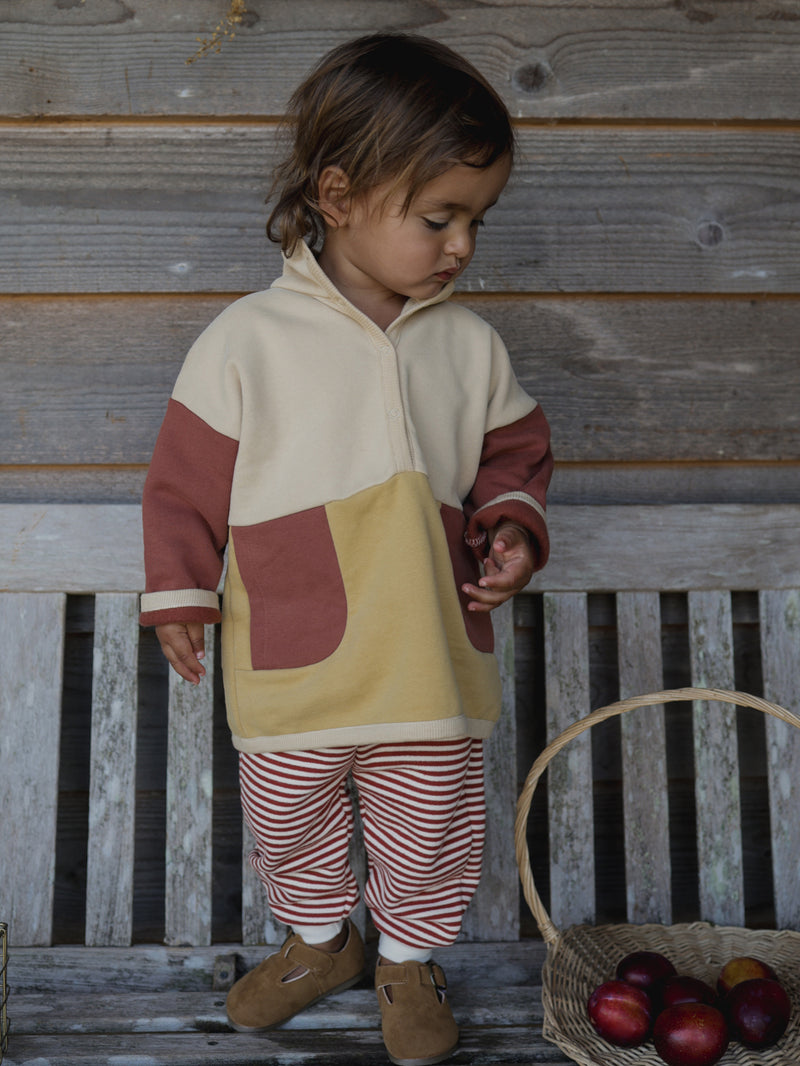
[171, 241, 537, 526]
[389, 308, 536, 508]
[232, 305, 409, 525]
[173, 293, 403, 525]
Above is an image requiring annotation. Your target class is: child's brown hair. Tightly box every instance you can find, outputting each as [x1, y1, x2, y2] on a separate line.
[267, 34, 514, 254]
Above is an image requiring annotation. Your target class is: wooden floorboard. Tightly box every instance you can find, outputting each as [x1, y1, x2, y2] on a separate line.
[3, 942, 573, 1064]
[3, 1028, 572, 1065]
[7, 986, 549, 1035]
[7, 942, 548, 993]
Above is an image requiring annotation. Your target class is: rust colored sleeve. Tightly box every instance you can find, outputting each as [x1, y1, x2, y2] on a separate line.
[463, 405, 553, 571]
[140, 399, 239, 626]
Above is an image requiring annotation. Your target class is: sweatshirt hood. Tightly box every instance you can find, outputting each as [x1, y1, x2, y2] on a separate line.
[270, 239, 455, 334]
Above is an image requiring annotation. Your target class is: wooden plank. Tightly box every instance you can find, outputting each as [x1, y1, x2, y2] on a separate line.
[616, 592, 670, 924]
[5, 127, 800, 294]
[7, 292, 800, 465]
[4, 0, 799, 120]
[0, 593, 65, 946]
[3, 460, 799, 515]
[8, 940, 548, 993]
[759, 589, 800, 929]
[543, 464, 800, 510]
[347, 793, 369, 943]
[527, 504, 800, 593]
[0, 467, 149, 506]
[0, 938, 572, 1064]
[0, 504, 145, 592]
[463, 599, 519, 941]
[84, 593, 140, 947]
[687, 591, 744, 927]
[0, 1025, 575, 1064]
[4, 294, 229, 465]
[165, 626, 216, 947]
[483, 295, 800, 466]
[3, 985, 551, 1035]
[543, 592, 595, 929]
[4, 504, 800, 595]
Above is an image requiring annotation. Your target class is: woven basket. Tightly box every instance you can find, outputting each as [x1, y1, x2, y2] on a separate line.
[515, 687, 800, 1065]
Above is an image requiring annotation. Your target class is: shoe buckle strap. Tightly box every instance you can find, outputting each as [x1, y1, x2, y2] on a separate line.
[375, 963, 409, 989]
[429, 962, 447, 991]
[285, 939, 335, 975]
[376, 961, 448, 990]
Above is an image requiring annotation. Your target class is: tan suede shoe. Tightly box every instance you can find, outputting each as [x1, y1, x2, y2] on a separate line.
[376, 959, 459, 1066]
[226, 921, 365, 1032]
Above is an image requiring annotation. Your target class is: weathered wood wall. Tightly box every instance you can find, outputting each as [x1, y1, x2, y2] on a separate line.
[3, 0, 799, 942]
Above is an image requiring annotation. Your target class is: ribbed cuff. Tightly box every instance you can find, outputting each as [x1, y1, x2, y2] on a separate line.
[292, 921, 346, 945]
[378, 933, 433, 964]
[140, 588, 220, 614]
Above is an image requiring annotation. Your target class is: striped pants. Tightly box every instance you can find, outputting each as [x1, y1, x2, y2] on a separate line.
[240, 738, 486, 950]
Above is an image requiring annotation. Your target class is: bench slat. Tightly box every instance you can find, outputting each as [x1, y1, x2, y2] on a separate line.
[164, 626, 215, 947]
[463, 599, 520, 941]
[347, 797, 369, 942]
[529, 504, 800, 592]
[759, 589, 800, 929]
[617, 592, 671, 924]
[0, 504, 144, 592]
[688, 591, 744, 926]
[85, 593, 140, 946]
[5, 503, 800, 593]
[0, 592, 66, 946]
[543, 592, 595, 928]
[241, 821, 287, 946]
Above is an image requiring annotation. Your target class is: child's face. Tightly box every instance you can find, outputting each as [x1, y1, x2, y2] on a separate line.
[319, 155, 511, 320]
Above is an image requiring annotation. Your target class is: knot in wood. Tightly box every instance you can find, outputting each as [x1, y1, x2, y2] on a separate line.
[696, 220, 725, 248]
[512, 61, 552, 95]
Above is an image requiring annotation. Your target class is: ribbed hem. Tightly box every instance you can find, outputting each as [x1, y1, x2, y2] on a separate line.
[231, 716, 495, 754]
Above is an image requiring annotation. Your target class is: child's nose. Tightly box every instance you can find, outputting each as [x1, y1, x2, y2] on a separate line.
[444, 227, 473, 259]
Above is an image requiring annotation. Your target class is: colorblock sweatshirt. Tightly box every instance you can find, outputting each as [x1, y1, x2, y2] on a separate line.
[140, 241, 553, 752]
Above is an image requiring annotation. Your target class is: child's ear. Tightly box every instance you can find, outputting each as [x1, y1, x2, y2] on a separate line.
[318, 165, 351, 227]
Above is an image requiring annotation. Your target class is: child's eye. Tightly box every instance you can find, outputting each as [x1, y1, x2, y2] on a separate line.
[471, 218, 486, 230]
[423, 218, 448, 231]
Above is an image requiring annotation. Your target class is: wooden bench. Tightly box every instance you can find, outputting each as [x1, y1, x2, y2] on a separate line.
[2, 501, 800, 1064]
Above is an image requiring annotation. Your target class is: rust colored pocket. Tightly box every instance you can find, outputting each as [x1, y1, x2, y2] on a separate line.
[439, 504, 494, 654]
[231, 508, 347, 670]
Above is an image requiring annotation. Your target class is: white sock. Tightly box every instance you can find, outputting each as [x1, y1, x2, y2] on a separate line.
[292, 920, 345, 946]
[378, 933, 433, 964]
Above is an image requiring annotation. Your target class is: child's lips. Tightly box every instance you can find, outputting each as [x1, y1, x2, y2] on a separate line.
[436, 268, 458, 282]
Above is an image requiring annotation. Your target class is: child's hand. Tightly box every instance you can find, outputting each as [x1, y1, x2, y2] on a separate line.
[462, 522, 534, 613]
[155, 622, 206, 684]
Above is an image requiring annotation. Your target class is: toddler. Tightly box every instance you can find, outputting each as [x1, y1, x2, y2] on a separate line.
[140, 33, 552, 1065]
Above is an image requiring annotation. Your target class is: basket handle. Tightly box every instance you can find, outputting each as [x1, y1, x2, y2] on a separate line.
[514, 687, 800, 946]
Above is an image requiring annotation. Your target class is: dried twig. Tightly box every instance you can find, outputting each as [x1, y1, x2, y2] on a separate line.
[187, 0, 247, 64]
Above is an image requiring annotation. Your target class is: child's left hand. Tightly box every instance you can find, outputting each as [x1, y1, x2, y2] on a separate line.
[462, 521, 535, 612]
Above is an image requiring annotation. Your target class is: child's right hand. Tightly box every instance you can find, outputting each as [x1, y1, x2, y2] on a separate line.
[155, 622, 206, 685]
